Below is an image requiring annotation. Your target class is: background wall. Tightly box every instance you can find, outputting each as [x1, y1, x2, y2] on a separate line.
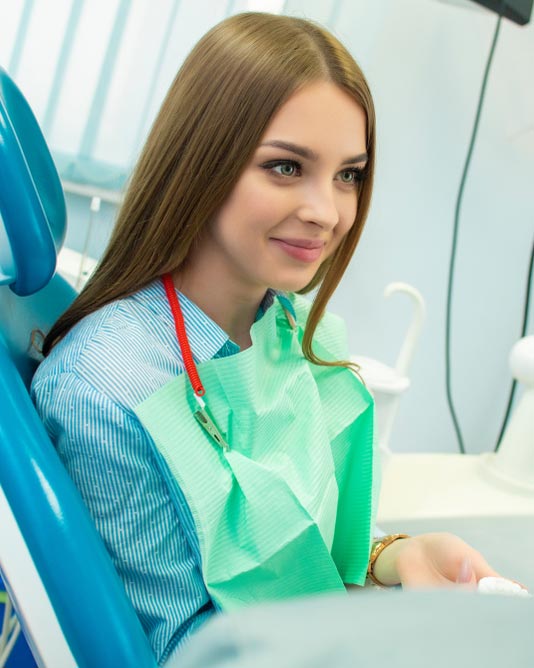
[1, 0, 532, 455]
[318, 0, 534, 456]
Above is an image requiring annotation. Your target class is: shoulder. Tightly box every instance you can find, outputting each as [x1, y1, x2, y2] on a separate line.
[32, 281, 183, 411]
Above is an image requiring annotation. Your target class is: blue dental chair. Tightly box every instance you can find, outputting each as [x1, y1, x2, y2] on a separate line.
[0, 67, 158, 668]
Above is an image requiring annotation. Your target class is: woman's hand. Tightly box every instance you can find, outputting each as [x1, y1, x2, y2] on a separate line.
[373, 532, 501, 589]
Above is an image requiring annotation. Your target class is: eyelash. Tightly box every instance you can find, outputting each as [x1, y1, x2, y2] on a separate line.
[261, 159, 368, 186]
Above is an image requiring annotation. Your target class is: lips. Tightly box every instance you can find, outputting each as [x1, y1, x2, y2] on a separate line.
[274, 238, 325, 249]
[270, 237, 326, 263]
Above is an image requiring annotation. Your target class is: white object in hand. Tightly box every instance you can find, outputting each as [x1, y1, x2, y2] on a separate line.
[477, 577, 531, 597]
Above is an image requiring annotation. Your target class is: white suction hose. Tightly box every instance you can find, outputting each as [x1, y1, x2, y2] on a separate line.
[383, 282, 426, 377]
[352, 282, 426, 472]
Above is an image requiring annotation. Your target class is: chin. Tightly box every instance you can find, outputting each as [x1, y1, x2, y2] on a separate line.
[268, 273, 316, 294]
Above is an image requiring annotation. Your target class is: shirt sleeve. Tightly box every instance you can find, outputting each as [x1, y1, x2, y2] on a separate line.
[32, 370, 214, 663]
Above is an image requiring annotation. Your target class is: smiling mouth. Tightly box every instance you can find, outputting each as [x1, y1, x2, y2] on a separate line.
[274, 238, 325, 249]
[270, 238, 326, 263]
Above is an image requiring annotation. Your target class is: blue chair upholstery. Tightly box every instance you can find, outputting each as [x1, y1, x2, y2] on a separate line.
[0, 67, 158, 668]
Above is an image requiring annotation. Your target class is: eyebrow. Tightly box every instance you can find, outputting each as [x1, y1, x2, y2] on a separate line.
[259, 140, 368, 164]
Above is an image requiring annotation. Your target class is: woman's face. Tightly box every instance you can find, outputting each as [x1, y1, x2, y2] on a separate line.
[197, 80, 368, 297]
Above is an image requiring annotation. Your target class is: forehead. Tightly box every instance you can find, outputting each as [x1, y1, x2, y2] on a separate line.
[260, 81, 367, 156]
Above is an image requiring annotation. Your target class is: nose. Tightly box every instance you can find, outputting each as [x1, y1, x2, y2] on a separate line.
[296, 181, 340, 230]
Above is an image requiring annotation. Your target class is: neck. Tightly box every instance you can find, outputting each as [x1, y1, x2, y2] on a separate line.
[173, 267, 266, 351]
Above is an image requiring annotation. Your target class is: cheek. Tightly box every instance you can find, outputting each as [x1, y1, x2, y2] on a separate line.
[219, 177, 279, 233]
[336, 197, 357, 237]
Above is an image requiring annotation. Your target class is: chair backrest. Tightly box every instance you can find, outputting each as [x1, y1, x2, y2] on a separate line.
[0, 67, 157, 668]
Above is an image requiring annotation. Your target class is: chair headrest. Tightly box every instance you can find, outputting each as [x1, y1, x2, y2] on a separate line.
[0, 67, 66, 296]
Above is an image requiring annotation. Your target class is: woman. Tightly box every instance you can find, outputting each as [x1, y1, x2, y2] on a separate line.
[32, 12, 502, 666]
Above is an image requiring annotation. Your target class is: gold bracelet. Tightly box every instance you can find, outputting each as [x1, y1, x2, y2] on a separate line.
[367, 533, 410, 587]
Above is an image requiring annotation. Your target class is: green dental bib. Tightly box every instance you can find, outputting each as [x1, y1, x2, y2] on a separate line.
[135, 293, 378, 610]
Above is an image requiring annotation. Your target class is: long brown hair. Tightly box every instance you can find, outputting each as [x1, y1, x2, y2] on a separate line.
[43, 12, 376, 364]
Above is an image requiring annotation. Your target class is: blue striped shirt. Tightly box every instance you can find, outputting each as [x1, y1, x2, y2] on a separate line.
[31, 279, 291, 664]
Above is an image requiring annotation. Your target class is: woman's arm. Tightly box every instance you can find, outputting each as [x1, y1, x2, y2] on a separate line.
[32, 370, 215, 662]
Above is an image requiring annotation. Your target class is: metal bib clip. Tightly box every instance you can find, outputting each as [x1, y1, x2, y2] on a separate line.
[194, 394, 229, 451]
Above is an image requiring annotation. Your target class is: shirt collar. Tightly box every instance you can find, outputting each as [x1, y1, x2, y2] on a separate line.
[134, 281, 296, 363]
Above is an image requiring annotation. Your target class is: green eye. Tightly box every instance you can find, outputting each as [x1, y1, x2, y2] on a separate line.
[278, 163, 296, 176]
[339, 170, 355, 183]
[262, 160, 301, 178]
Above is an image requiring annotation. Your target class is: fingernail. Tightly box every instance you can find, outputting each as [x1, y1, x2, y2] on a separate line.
[457, 558, 473, 584]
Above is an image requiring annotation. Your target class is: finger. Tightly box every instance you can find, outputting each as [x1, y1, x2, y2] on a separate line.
[456, 557, 473, 584]
[455, 557, 477, 590]
[466, 551, 528, 590]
